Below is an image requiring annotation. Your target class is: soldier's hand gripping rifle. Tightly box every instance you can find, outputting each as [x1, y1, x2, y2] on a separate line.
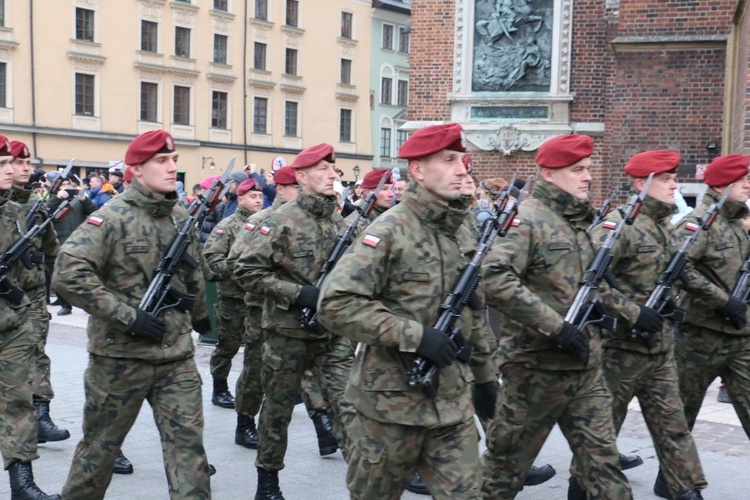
[299, 174, 389, 331]
[732, 253, 750, 305]
[589, 185, 618, 231]
[138, 157, 235, 317]
[564, 173, 654, 333]
[407, 176, 534, 398]
[25, 159, 75, 228]
[632, 185, 731, 348]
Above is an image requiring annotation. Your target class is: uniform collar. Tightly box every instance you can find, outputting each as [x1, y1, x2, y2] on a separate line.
[533, 178, 595, 224]
[122, 178, 178, 218]
[402, 182, 468, 234]
[10, 186, 32, 205]
[296, 189, 338, 219]
[704, 187, 749, 220]
[0, 189, 11, 208]
[235, 205, 253, 219]
[640, 194, 676, 223]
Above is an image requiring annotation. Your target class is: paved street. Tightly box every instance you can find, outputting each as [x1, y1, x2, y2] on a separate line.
[5, 305, 750, 499]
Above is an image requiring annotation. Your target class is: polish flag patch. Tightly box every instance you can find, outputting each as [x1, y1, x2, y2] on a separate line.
[259, 226, 271, 235]
[602, 221, 617, 230]
[245, 223, 256, 231]
[511, 218, 521, 227]
[362, 234, 381, 248]
[87, 216, 104, 226]
[685, 222, 699, 232]
[215, 229, 224, 235]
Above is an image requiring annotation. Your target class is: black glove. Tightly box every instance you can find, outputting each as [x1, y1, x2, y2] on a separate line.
[472, 381, 499, 421]
[633, 305, 664, 334]
[295, 285, 320, 309]
[208, 272, 224, 282]
[128, 309, 167, 343]
[721, 296, 747, 330]
[416, 326, 458, 368]
[192, 317, 212, 335]
[553, 322, 588, 363]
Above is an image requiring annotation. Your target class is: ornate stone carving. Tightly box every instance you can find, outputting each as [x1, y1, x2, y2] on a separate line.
[466, 125, 563, 155]
[207, 73, 236, 89]
[67, 52, 106, 72]
[453, 0, 465, 92]
[173, 7, 196, 28]
[140, 1, 163, 22]
[255, 25, 271, 42]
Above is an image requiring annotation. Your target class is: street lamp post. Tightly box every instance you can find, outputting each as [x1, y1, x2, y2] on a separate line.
[202, 156, 215, 170]
[353, 164, 360, 183]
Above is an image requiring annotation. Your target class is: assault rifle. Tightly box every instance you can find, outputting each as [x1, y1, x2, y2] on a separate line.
[299, 173, 389, 331]
[589, 185, 619, 231]
[563, 174, 654, 333]
[732, 253, 750, 304]
[407, 176, 534, 398]
[138, 157, 235, 316]
[25, 159, 75, 228]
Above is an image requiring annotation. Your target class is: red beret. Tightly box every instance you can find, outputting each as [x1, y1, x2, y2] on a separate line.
[704, 155, 750, 187]
[361, 169, 392, 190]
[536, 134, 594, 168]
[123, 167, 133, 182]
[273, 166, 297, 185]
[0, 134, 11, 157]
[291, 143, 335, 169]
[236, 178, 262, 196]
[10, 141, 30, 159]
[125, 130, 176, 165]
[623, 150, 680, 178]
[398, 123, 467, 161]
[462, 154, 474, 174]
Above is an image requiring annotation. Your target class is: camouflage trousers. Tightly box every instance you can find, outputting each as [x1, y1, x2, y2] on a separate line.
[256, 333, 353, 471]
[571, 348, 706, 497]
[344, 410, 482, 500]
[28, 287, 54, 401]
[0, 320, 39, 469]
[482, 363, 632, 499]
[210, 296, 245, 380]
[62, 354, 210, 500]
[676, 325, 750, 438]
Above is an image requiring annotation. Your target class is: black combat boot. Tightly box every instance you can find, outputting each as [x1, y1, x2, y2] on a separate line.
[567, 476, 586, 500]
[211, 378, 235, 409]
[310, 411, 338, 456]
[525, 464, 556, 486]
[34, 401, 70, 442]
[653, 469, 671, 499]
[235, 414, 258, 449]
[676, 490, 703, 500]
[8, 461, 61, 500]
[112, 450, 134, 475]
[255, 467, 284, 500]
[619, 452, 643, 470]
[405, 471, 429, 495]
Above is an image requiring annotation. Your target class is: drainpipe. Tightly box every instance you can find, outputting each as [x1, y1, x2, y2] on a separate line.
[242, 0, 248, 164]
[29, 0, 38, 157]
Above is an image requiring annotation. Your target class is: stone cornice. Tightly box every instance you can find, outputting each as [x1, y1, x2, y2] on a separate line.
[610, 34, 728, 52]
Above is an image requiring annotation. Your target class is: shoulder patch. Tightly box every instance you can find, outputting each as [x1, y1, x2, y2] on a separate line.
[362, 234, 381, 248]
[215, 229, 224, 235]
[511, 218, 521, 227]
[87, 216, 104, 227]
[684, 222, 699, 232]
[259, 226, 271, 235]
[245, 223, 256, 231]
[602, 221, 617, 230]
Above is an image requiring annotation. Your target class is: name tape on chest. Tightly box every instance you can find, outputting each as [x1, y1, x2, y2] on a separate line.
[87, 216, 104, 227]
[685, 222, 699, 232]
[362, 234, 381, 248]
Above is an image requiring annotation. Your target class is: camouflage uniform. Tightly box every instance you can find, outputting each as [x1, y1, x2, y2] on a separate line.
[481, 179, 632, 499]
[0, 190, 39, 469]
[53, 179, 210, 499]
[574, 195, 705, 497]
[318, 182, 496, 500]
[676, 189, 750, 437]
[343, 203, 387, 240]
[233, 189, 353, 472]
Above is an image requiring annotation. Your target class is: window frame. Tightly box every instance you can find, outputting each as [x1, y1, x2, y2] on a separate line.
[141, 20, 158, 53]
[175, 26, 191, 58]
[253, 97, 268, 134]
[140, 81, 159, 123]
[399, 26, 410, 53]
[381, 77, 393, 105]
[285, 48, 298, 76]
[173, 85, 191, 125]
[285, 0, 299, 27]
[254, 42, 267, 70]
[285, 101, 299, 137]
[213, 34, 228, 64]
[255, 0, 268, 20]
[0, 62, 7, 108]
[341, 12, 353, 39]
[382, 24, 394, 50]
[340, 58, 352, 85]
[211, 91, 228, 129]
[213, 0, 229, 11]
[75, 73, 95, 116]
[380, 127, 392, 158]
[397, 79, 409, 107]
[75, 8, 95, 42]
[339, 108, 352, 143]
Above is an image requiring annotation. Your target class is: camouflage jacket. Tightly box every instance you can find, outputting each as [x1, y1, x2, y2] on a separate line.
[52, 179, 206, 363]
[591, 195, 677, 353]
[233, 190, 343, 339]
[203, 205, 254, 300]
[677, 189, 750, 335]
[482, 178, 605, 370]
[343, 203, 388, 240]
[0, 190, 33, 329]
[11, 187, 59, 286]
[318, 182, 496, 427]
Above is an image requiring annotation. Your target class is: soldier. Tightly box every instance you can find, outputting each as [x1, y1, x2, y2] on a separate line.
[318, 123, 498, 499]
[53, 130, 212, 499]
[8, 141, 71, 445]
[0, 135, 60, 499]
[234, 144, 354, 499]
[393, 177, 407, 204]
[344, 169, 393, 238]
[482, 134, 632, 499]
[570, 151, 705, 499]
[203, 178, 265, 410]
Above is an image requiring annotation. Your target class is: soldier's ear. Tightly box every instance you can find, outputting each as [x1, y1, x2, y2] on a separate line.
[409, 160, 425, 182]
[540, 167, 554, 183]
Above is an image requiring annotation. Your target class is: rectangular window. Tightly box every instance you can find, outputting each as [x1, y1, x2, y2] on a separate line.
[341, 12, 353, 39]
[399, 27, 410, 53]
[382, 24, 393, 50]
[380, 128, 391, 157]
[339, 109, 352, 142]
[381, 77, 392, 105]
[175, 27, 191, 58]
[340, 59, 351, 85]
[397, 130, 408, 150]
[140, 82, 158, 122]
[213, 0, 228, 11]
[212, 91, 228, 129]
[286, 0, 299, 27]
[0, 63, 6, 108]
[173, 85, 190, 125]
[0, 0, 6, 27]
[75, 8, 95, 42]
[255, 0, 267, 20]
[397, 80, 408, 107]
[253, 97, 267, 134]
[75, 73, 95, 116]
[141, 21, 158, 52]
[285, 101, 298, 137]
[213, 34, 228, 64]
[254, 42, 266, 70]
[285, 48, 298, 76]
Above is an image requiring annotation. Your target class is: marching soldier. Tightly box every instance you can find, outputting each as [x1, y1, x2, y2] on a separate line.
[53, 130, 212, 499]
[234, 144, 354, 499]
[344, 168, 393, 237]
[318, 123, 498, 499]
[481, 134, 633, 499]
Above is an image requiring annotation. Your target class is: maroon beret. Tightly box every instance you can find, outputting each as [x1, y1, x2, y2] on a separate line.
[236, 178, 262, 196]
[10, 141, 30, 159]
[704, 155, 750, 187]
[624, 150, 680, 178]
[273, 166, 297, 185]
[398, 123, 467, 161]
[123, 167, 133, 183]
[125, 130, 176, 165]
[361, 169, 392, 190]
[0, 134, 11, 156]
[291, 143, 335, 169]
[462, 154, 474, 174]
[536, 134, 594, 169]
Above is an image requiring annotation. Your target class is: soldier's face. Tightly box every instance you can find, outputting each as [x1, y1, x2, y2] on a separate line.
[10, 157, 32, 185]
[373, 183, 394, 208]
[726, 174, 750, 203]
[543, 158, 592, 200]
[276, 183, 299, 203]
[0, 156, 13, 190]
[296, 161, 337, 197]
[410, 149, 468, 203]
[394, 180, 406, 201]
[133, 152, 179, 195]
[639, 172, 677, 205]
[239, 190, 264, 213]
[460, 175, 476, 197]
